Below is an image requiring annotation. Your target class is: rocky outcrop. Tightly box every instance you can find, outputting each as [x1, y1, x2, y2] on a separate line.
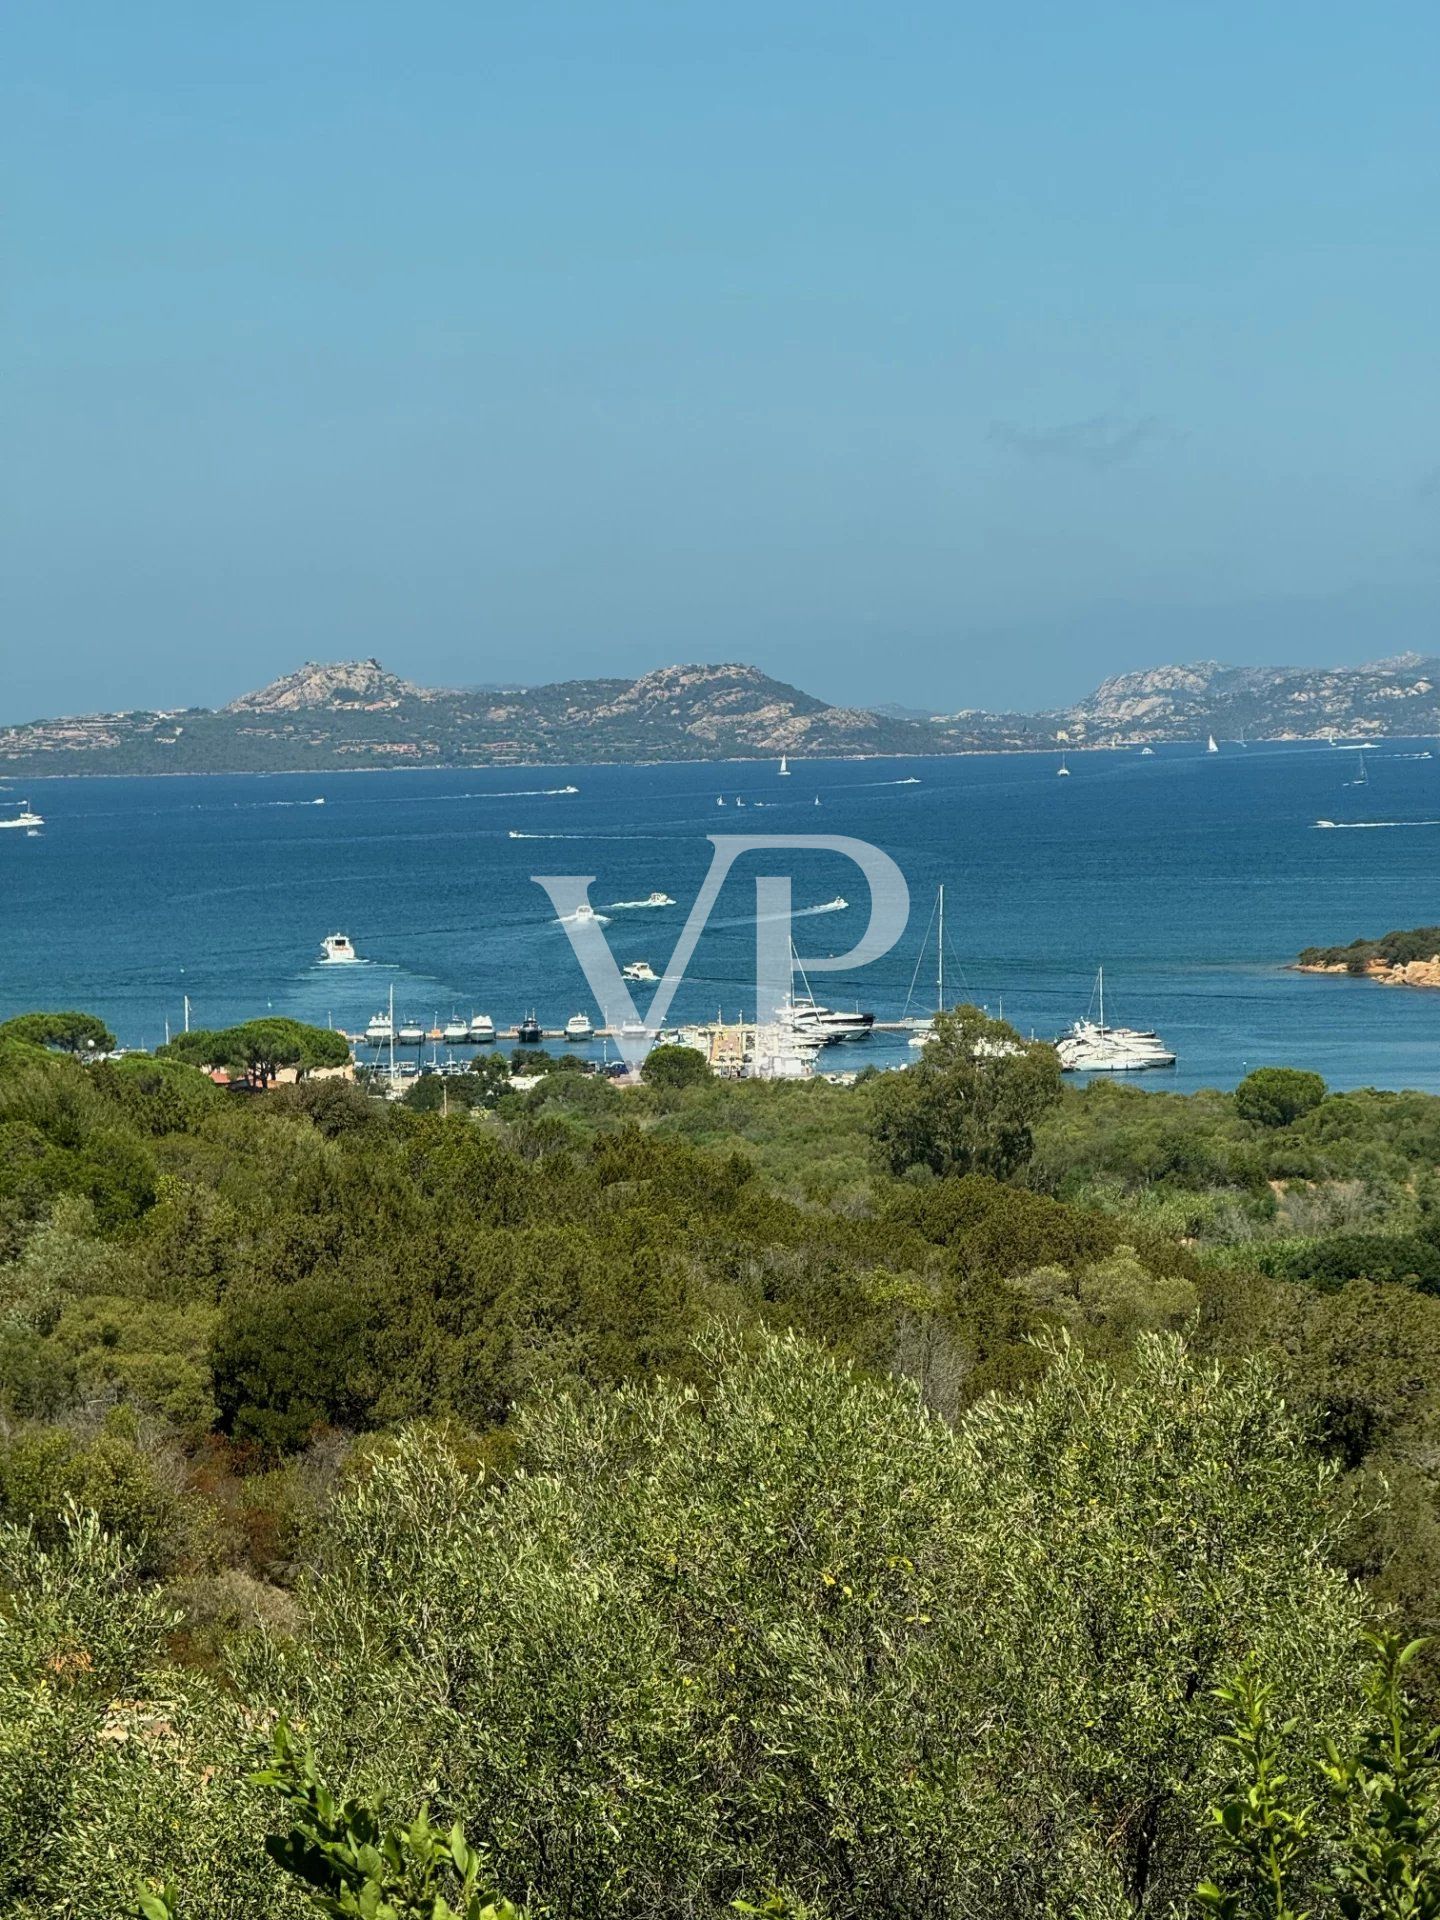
[226, 660, 433, 713]
[1296, 955, 1440, 989]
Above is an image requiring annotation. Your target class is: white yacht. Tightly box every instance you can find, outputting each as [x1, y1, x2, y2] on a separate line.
[1055, 970, 1175, 1072]
[816, 895, 848, 912]
[397, 1018, 427, 1046]
[641, 891, 675, 908]
[319, 932, 360, 964]
[442, 1015, 470, 1045]
[777, 993, 874, 1043]
[365, 1009, 394, 1043]
[558, 903, 610, 927]
[743, 1024, 820, 1080]
[564, 1012, 596, 1041]
[617, 1017, 654, 1040]
[1141, 746, 1155, 757]
[0, 804, 44, 831]
[468, 1013, 496, 1042]
[623, 960, 659, 983]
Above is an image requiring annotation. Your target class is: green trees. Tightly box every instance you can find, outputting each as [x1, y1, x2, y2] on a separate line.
[161, 1019, 350, 1090]
[0, 1011, 116, 1054]
[1236, 1067, 1328, 1130]
[640, 1044, 710, 1089]
[868, 1005, 1063, 1180]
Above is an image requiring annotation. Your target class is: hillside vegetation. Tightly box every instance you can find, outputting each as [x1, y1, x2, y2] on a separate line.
[0, 1021, 1438, 1914]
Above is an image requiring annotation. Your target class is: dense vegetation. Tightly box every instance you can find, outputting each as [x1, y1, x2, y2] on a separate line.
[1, 1015, 1438, 1915]
[1299, 926, 1440, 972]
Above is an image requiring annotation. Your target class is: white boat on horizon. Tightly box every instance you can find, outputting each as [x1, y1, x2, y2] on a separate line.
[1207, 735, 1219, 754]
[319, 932, 360, 964]
[779, 754, 791, 776]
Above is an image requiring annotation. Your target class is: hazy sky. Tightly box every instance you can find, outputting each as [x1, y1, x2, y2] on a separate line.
[4, 2, 1438, 721]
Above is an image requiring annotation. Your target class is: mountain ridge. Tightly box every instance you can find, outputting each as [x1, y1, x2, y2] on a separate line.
[3, 652, 1438, 775]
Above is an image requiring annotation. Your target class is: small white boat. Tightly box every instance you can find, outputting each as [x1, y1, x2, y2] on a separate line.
[397, 1019, 427, 1046]
[717, 797, 725, 807]
[442, 1015, 470, 1045]
[1055, 970, 1175, 1072]
[557, 903, 610, 927]
[735, 796, 745, 808]
[1057, 757, 1071, 777]
[1207, 735, 1219, 754]
[564, 1013, 595, 1040]
[0, 804, 45, 831]
[623, 960, 659, 983]
[365, 1010, 394, 1043]
[816, 895, 848, 912]
[1140, 746, 1155, 757]
[319, 932, 360, 964]
[779, 754, 791, 776]
[468, 1014, 496, 1042]
[643, 891, 675, 907]
[618, 1018, 654, 1040]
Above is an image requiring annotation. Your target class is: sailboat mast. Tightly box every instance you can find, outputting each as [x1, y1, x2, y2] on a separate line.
[1098, 966, 1105, 1032]
[937, 884, 945, 1016]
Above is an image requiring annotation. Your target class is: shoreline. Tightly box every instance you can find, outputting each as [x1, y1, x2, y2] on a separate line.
[1, 729, 1412, 784]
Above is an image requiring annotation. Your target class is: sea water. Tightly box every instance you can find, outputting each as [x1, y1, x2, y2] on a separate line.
[1, 741, 1437, 1092]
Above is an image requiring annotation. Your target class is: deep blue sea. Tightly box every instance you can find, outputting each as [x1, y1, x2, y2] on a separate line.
[2, 741, 1438, 1092]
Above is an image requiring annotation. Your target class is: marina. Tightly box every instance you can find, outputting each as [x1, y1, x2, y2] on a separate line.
[5, 743, 1440, 1093]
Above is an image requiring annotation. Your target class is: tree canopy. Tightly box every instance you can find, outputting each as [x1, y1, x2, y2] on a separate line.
[0, 1010, 116, 1054]
[160, 1017, 350, 1089]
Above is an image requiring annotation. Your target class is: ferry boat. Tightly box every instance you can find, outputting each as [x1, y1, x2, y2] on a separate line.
[319, 933, 360, 964]
[516, 1012, 542, 1044]
[365, 1010, 394, 1043]
[468, 1013, 496, 1043]
[564, 1013, 595, 1041]
[442, 1015, 470, 1045]
[0, 804, 44, 831]
[396, 1018, 427, 1047]
[623, 961, 659, 982]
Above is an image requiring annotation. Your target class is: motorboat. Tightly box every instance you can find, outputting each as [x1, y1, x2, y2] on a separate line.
[442, 1015, 470, 1045]
[564, 1012, 595, 1040]
[517, 1012, 542, 1044]
[365, 1010, 394, 1043]
[623, 961, 659, 982]
[777, 993, 874, 1043]
[0, 804, 44, 831]
[558, 903, 610, 927]
[468, 1013, 496, 1042]
[1141, 746, 1155, 756]
[319, 933, 360, 964]
[396, 1018, 427, 1047]
[641, 892, 675, 908]
[617, 1018, 654, 1040]
[1054, 970, 1175, 1072]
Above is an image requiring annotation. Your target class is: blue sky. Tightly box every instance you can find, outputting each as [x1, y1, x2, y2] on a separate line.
[4, 1, 1437, 719]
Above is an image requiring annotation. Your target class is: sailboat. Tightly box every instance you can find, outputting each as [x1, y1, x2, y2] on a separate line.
[779, 754, 791, 776]
[1345, 751, 1369, 789]
[908, 884, 947, 1048]
[1206, 734, 1219, 754]
[1056, 756, 1071, 777]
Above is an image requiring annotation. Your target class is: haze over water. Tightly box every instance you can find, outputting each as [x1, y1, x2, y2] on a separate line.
[3, 741, 1438, 1092]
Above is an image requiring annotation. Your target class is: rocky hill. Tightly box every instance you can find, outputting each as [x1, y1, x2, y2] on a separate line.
[3, 652, 1437, 775]
[0, 661, 944, 775]
[1054, 655, 1440, 744]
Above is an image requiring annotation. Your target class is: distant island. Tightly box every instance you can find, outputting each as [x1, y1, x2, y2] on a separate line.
[1297, 926, 1440, 989]
[3, 651, 1439, 776]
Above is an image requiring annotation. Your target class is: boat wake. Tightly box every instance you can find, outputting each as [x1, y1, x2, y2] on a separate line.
[1313, 818, 1440, 830]
[463, 784, 579, 798]
[711, 897, 850, 929]
[554, 907, 611, 926]
[607, 895, 677, 909]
